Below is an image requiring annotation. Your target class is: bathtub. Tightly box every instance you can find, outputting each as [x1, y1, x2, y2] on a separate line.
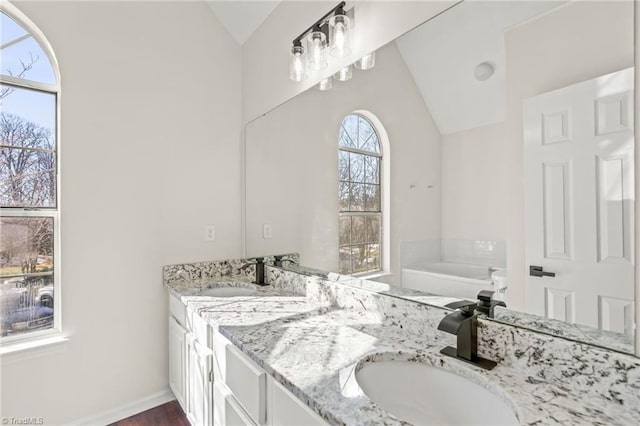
[401, 261, 495, 300]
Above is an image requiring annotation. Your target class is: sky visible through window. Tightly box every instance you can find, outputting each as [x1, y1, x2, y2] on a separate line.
[1, 12, 56, 130]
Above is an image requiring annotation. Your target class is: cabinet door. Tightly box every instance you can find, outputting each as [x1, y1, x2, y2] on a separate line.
[169, 316, 187, 410]
[187, 335, 213, 426]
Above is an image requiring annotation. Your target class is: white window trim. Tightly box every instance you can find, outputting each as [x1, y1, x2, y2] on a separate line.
[0, 1, 64, 350]
[354, 110, 391, 275]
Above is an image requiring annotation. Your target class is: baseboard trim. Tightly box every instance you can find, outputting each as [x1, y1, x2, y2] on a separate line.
[70, 388, 175, 425]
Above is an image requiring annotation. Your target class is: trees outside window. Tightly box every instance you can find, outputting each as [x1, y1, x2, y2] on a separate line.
[0, 8, 60, 341]
[338, 114, 383, 275]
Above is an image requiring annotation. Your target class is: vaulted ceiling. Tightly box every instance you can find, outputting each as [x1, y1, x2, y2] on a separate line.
[206, 1, 281, 45]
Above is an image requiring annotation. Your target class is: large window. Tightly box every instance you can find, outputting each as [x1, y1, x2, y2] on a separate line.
[0, 7, 60, 343]
[338, 114, 382, 275]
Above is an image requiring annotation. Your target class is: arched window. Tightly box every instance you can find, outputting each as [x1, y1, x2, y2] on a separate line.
[0, 5, 61, 343]
[338, 114, 383, 275]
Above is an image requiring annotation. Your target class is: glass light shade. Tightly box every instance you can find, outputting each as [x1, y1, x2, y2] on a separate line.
[306, 30, 328, 71]
[289, 44, 307, 82]
[355, 51, 376, 70]
[333, 65, 353, 82]
[318, 77, 332, 91]
[329, 14, 351, 58]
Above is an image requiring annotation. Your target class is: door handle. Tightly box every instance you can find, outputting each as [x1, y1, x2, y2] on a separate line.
[529, 265, 555, 277]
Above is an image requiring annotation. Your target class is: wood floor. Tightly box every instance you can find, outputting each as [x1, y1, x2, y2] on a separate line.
[108, 400, 190, 426]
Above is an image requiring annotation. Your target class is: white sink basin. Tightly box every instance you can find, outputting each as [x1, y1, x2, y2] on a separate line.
[355, 360, 519, 425]
[200, 284, 257, 297]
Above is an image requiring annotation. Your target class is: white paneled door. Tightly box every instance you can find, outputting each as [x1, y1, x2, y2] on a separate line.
[523, 67, 635, 336]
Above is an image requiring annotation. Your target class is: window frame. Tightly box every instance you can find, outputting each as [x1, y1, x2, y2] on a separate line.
[0, 3, 62, 348]
[338, 113, 384, 276]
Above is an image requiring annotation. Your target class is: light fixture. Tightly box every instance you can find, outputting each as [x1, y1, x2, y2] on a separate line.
[306, 26, 328, 71]
[288, 2, 355, 83]
[289, 41, 307, 82]
[474, 61, 495, 81]
[328, 5, 352, 58]
[355, 51, 376, 70]
[334, 65, 352, 82]
[318, 77, 332, 91]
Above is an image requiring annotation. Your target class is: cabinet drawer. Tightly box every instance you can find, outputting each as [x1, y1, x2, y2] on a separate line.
[214, 382, 256, 426]
[269, 377, 327, 426]
[215, 333, 266, 425]
[169, 293, 187, 327]
[226, 343, 266, 424]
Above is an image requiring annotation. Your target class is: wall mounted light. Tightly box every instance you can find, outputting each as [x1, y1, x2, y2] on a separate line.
[288, 2, 354, 84]
[328, 5, 351, 58]
[318, 77, 333, 91]
[289, 41, 307, 82]
[306, 26, 328, 71]
[334, 65, 353, 82]
[355, 51, 376, 70]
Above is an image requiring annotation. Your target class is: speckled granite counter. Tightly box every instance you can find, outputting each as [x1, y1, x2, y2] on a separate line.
[492, 307, 634, 354]
[164, 261, 640, 426]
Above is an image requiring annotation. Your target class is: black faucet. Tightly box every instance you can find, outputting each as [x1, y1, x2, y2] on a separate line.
[475, 290, 506, 318]
[273, 254, 298, 268]
[240, 257, 266, 285]
[437, 300, 497, 370]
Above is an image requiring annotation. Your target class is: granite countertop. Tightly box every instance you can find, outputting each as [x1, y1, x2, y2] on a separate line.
[165, 277, 640, 426]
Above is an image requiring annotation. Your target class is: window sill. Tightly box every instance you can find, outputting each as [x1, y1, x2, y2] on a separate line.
[352, 270, 391, 280]
[0, 334, 70, 357]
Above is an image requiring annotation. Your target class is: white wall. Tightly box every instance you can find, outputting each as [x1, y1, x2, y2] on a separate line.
[441, 123, 508, 240]
[1, 1, 242, 423]
[440, 1, 634, 310]
[242, 0, 458, 124]
[245, 42, 441, 282]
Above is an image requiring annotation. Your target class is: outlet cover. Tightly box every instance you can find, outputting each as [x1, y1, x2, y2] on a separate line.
[263, 224, 272, 239]
[205, 225, 216, 241]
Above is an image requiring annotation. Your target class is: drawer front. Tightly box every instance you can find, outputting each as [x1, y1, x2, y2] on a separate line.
[269, 377, 327, 426]
[169, 293, 187, 327]
[214, 382, 256, 426]
[225, 343, 266, 425]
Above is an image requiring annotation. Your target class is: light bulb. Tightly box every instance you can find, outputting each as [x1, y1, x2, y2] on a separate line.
[306, 30, 327, 71]
[329, 13, 351, 58]
[334, 23, 345, 52]
[355, 51, 376, 70]
[333, 65, 352, 82]
[313, 39, 322, 63]
[294, 54, 303, 78]
[289, 44, 307, 82]
[318, 78, 332, 91]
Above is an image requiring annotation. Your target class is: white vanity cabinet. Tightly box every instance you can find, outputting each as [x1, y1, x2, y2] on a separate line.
[213, 331, 327, 426]
[168, 294, 213, 426]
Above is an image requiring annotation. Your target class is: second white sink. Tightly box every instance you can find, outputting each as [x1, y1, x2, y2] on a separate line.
[200, 282, 258, 297]
[355, 360, 519, 425]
